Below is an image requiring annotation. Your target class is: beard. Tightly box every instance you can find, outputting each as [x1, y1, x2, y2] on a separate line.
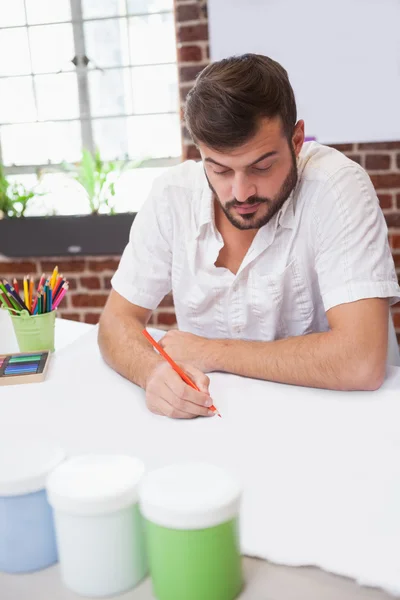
[207, 146, 298, 231]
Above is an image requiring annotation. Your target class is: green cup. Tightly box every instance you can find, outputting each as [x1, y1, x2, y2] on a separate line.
[11, 310, 56, 352]
[139, 463, 243, 600]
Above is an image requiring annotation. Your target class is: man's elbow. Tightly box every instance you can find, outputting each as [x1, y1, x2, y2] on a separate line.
[342, 356, 386, 391]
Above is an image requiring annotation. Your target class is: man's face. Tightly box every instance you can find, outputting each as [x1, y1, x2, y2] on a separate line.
[199, 117, 304, 230]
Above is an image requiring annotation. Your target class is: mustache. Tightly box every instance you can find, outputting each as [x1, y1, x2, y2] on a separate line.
[225, 196, 271, 209]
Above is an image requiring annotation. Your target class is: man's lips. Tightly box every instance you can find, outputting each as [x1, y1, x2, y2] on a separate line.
[233, 203, 261, 215]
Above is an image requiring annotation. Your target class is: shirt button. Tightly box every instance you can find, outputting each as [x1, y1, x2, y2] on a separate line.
[234, 325, 241, 333]
[233, 283, 239, 292]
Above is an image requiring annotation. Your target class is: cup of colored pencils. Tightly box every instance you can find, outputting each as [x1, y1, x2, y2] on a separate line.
[0, 266, 69, 353]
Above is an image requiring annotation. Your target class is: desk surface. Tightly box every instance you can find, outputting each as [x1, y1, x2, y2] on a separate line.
[0, 557, 392, 600]
[0, 317, 397, 600]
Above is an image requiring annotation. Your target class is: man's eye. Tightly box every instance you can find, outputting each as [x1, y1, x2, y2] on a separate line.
[253, 166, 272, 172]
[213, 170, 231, 176]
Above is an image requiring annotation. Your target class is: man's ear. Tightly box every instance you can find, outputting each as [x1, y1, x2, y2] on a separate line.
[292, 120, 305, 157]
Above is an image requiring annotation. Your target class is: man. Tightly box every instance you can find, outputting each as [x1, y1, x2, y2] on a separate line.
[98, 53, 400, 418]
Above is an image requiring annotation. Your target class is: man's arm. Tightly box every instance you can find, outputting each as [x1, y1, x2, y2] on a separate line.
[98, 289, 161, 389]
[159, 298, 389, 391]
[98, 290, 215, 418]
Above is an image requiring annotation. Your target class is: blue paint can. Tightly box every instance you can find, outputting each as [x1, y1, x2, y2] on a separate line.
[0, 438, 66, 573]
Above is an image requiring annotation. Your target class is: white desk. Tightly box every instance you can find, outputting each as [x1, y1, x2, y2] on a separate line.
[0, 318, 397, 600]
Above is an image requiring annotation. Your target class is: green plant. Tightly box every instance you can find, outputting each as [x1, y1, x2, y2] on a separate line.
[64, 148, 142, 215]
[0, 165, 41, 218]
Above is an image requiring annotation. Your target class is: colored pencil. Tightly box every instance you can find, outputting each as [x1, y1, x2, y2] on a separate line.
[37, 273, 46, 293]
[23, 276, 29, 306]
[141, 329, 221, 417]
[52, 276, 65, 301]
[50, 266, 58, 290]
[0, 291, 12, 311]
[3, 281, 29, 313]
[5, 292, 21, 312]
[13, 278, 20, 295]
[29, 277, 34, 310]
[53, 285, 68, 309]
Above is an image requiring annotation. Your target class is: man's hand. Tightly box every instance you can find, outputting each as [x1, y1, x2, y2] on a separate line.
[145, 361, 216, 419]
[159, 331, 215, 372]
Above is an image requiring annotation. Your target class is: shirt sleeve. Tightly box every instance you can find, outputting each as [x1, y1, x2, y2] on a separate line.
[111, 175, 173, 309]
[312, 164, 400, 312]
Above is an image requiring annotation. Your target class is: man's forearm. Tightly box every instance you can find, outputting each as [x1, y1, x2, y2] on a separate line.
[98, 314, 162, 389]
[207, 330, 384, 391]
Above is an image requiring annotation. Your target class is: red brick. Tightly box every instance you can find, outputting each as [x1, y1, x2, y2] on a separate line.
[329, 144, 355, 152]
[179, 63, 207, 83]
[40, 259, 85, 273]
[159, 293, 174, 308]
[67, 277, 77, 290]
[393, 254, 400, 267]
[177, 24, 209, 43]
[103, 276, 112, 289]
[184, 144, 201, 160]
[370, 174, 400, 189]
[397, 153, 400, 169]
[0, 261, 37, 275]
[177, 45, 202, 62]
[397, 332, 400, 345]
[87, 259, 120, 272]
[176, 4, 200, 22]
[365, 154, 391, 170]
[80, 276, 101, 290]
[397, 194, 400, 209]
[377, 193, 393, 210]
[71, 293, 109, 308]
[180, 83, 193, 102]
[346, 154, 362, 166]
[84, 313, 101, 325]
[386, 214, 400, 228]
[58, 312, 81, 322]
[157, 312, 177, 326]
[391, 234, 400, 249]
[358, 142, 400, 150]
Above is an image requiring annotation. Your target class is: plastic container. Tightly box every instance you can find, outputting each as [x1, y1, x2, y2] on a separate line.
[139, 462, 243, 600]
[46, 454, 148, 597]
[0, 438, 66, 573]
[11, 310, 56, 352]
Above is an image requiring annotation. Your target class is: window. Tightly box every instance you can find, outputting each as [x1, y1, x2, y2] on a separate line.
[0, 0, 181, 214]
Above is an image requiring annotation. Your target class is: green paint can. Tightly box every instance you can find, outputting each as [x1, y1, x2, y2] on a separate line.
[139, 463, 243, 600]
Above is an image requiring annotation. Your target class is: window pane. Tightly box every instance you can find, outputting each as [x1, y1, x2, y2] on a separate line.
[85, 18, 129, 69]
[114, 167, 169, 212]
[25, 0, 71, 25]
[129, 13, 176, 65]
[0, 0, 26, 27]
[92, 117, 129, 160]
[35, 73, 79, 120]
[131, 64, 178, 114]
[128, 0, 173, 13]
[128, 114, 181, 158]
[0, 28, 31, 76]
[29, 24, 74, 74]
[0, 77, 36, 123]
[82, 0, 120, 20]
[1, 121, 81, 165]
[89, 69, 132, 117]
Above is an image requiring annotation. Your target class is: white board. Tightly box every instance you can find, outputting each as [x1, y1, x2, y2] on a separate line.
[208, 0, 400, 144]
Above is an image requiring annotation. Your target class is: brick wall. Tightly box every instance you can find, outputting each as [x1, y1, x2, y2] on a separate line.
[1, 0, 400, 342]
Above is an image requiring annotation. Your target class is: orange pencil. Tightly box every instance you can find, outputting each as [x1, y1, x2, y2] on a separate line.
[142, 329, 221, 417]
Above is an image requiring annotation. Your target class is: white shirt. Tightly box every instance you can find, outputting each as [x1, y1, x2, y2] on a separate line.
[112, 142, 400, 341]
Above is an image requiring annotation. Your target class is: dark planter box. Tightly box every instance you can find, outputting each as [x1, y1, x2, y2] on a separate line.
[0, 213, 136, 257]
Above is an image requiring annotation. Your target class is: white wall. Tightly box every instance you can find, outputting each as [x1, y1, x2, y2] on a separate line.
[208, 0, 400, 144]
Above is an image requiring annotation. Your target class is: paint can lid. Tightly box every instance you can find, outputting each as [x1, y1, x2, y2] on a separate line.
[0, 437, 66, 496]
[139, 462, 241, 530]
[46, 454, 145, 516]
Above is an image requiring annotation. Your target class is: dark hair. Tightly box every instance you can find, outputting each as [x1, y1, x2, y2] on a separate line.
[184, 53, 297, 150]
